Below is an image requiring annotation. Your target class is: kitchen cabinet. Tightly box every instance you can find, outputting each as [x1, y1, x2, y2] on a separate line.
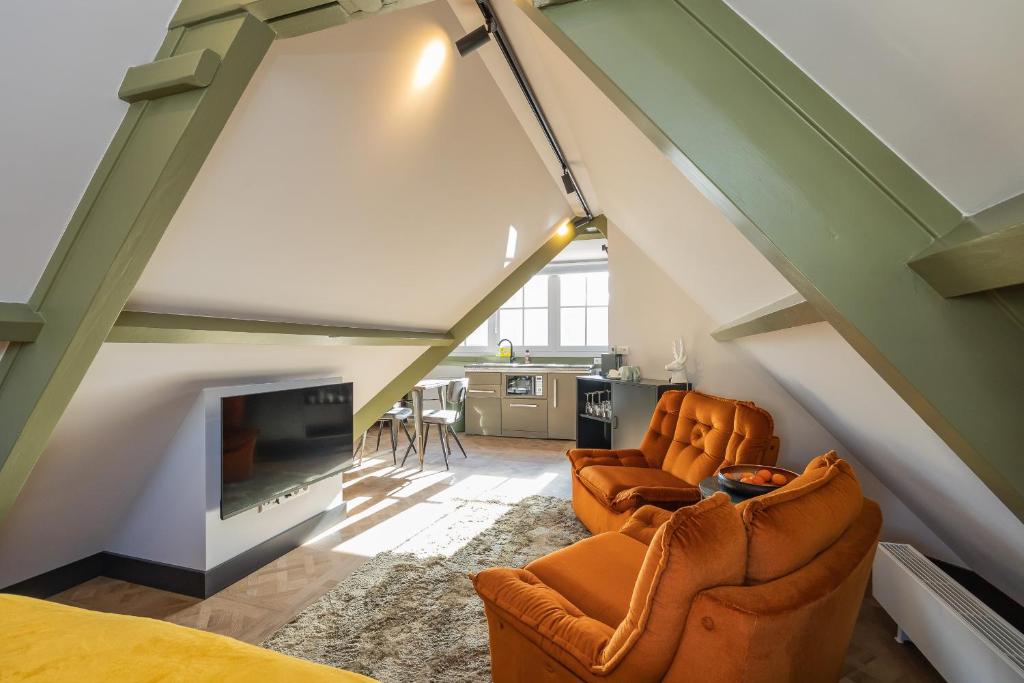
[465, 373, 501, 436]
[547, 374, 577, 440]
[501, 397, 548, 437]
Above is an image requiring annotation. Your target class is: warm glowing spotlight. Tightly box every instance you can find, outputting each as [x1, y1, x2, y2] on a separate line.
[413, 40, 447, 90]
[556, 221, 572, 237]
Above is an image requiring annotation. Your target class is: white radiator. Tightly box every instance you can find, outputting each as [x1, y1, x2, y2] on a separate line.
[873, 542, 1024, 682]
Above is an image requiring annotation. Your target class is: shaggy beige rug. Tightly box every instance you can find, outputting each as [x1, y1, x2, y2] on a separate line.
[263, 495, 588, 682]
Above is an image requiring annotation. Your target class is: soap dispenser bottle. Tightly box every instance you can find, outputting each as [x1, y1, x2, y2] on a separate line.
[524, 349, 531, 364]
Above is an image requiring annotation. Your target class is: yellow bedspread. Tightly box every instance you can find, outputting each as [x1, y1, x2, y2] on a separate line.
[0, 594, 376, 682]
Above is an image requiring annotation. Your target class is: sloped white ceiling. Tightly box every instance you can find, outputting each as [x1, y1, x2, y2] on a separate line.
[723, 0, 1024, 215]
[0, 0, 180, 301]
[131, 1, 568, 330]
[485, 0, 1024, 603]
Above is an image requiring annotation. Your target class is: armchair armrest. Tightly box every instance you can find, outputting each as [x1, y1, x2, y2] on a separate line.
[610, 484, 701, 513]
[566, 448, 650, 474]
[618, 505, 673, 544]
[472, 567, 613, 672]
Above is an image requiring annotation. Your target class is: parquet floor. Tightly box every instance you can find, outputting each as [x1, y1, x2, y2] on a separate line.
[51, 434, 941, 682]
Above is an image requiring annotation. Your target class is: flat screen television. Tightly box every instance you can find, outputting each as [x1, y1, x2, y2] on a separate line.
[220, 382, 353, 519]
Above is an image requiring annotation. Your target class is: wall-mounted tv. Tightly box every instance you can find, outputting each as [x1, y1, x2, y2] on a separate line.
[221, 382, 353, 519]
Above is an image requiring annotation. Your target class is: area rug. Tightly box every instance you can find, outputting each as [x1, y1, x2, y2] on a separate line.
[263, 495, 589, 682]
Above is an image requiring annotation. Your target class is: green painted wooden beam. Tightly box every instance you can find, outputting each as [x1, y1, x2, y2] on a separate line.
[532, 0, 1024, 519]
[171, 0, 342, 28]
[579, 214, 607, 238]
[0, 303, 45, 343]
[108, 311, 453, 346]
[909, 194, 1024, 297]
[909, 225, 1024, 297]
[118, 49, 222, 103]
[0, 15, 275, 521]
[269, 3, 349, 38]
[352, 216, 592, 435]
[711, 293, 824, 341]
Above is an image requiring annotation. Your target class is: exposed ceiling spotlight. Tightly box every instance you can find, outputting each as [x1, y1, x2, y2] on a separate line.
[456, 24, 492, 57]
[560, 170, 574, 195]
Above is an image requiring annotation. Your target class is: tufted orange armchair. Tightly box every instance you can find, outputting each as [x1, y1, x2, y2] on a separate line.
[474, 453, 881, 683]
[568, 390, 780, 534]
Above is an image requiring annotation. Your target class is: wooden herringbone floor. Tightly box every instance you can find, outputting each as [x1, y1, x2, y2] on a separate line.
[51, 434, 941, 682]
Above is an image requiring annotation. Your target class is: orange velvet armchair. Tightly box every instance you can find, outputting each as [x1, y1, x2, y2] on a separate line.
[474, 453, 881, 683]
[568, 390, 780, 534]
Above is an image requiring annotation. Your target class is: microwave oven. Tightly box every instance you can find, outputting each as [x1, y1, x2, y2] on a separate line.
[505, 374, 545, 398]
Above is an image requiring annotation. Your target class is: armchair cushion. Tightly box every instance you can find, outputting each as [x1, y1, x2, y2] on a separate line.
[565, 448, 650, 474]
[618, 505, 673, 545]
[526, 533, 647, 627]
[576, 466, 699, 512]
[661, 392, 776, 485]
[473, 567, 614, 671]
[737, 451, 863, 583]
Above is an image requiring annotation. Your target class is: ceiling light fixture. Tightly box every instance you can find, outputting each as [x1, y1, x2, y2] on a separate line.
[455, 24, 492, 56]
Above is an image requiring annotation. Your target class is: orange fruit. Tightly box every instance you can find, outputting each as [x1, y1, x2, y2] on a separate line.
[757, 469, 773, 481]
[740, 475, 756, 484]
[771, 473, 788, 486]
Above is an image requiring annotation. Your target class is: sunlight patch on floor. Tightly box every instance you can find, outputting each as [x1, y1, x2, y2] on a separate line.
[393, 499, 512, 558]
[326, 500, 456, 558]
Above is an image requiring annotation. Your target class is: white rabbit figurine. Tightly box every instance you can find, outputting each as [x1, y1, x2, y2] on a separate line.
[665, 337, 688, 384]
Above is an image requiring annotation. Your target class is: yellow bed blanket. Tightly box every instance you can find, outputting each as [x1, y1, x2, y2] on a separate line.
[0, 594, 376, 682]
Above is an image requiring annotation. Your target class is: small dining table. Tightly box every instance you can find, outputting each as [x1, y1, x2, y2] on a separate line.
[407, 378, 451, 469]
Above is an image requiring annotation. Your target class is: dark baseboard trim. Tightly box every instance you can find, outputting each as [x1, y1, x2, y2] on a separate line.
[1, 505, 346, 600]
[102, 552, 207, 598]
[1, 553, 105, 599]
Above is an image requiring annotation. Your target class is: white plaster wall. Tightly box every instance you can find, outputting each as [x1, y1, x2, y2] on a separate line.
[0, 0, 180, 301]
[108, 397, 209, 570]
[722, 0, 1024, 214]
[489, 0, 1024, 601]
[608, 223, 959, 563]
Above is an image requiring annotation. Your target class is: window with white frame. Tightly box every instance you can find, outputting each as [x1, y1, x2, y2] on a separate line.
[499, 274, 548, 347]
[458, 262, 609, 354]
[558, 271, 608, 347]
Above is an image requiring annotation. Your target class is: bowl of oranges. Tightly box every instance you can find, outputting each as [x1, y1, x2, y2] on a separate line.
[717, 465, 797, 497]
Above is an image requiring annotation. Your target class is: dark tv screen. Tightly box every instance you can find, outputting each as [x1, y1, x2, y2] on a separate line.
[221, 382, 353, 519]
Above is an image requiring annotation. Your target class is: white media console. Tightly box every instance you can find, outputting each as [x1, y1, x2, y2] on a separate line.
[105, 376, 349, 595]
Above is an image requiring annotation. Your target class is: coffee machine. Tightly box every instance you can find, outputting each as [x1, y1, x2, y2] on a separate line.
[600, 352, 624, 378]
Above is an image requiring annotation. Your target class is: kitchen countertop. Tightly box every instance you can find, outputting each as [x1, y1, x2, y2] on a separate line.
[465, 363, 594, 374]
